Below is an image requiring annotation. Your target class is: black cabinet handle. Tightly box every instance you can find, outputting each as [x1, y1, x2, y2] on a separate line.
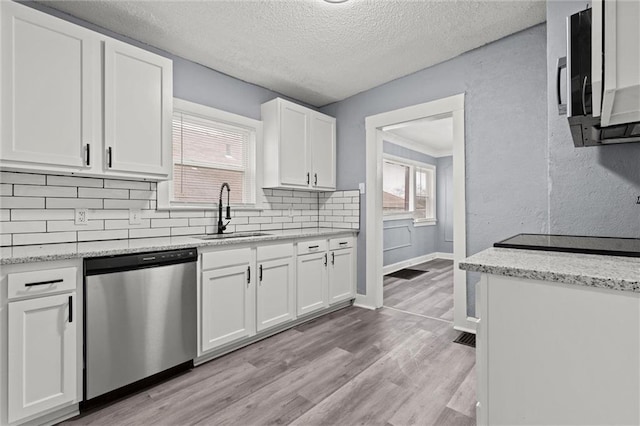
[107, 147, 113, 168]
[306, 172, 310, 185]
[247, 266, 251, 284]
[308, 245, 319, 249]
[556, 56, 567, 115]
[339, 242, 348, 245]
[331, 252, 335, 265]
[314, 173, 318, 186]
[259, 264, 263, 282]
[85, 143, 91, 166]
[25, 279, 63, 287]
[69, 295, 73, 323]
[324, 253, 327, 267]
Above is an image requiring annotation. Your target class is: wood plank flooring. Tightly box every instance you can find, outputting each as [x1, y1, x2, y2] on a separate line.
[64, 260, 475, 426]
[384, 258, 455, 322]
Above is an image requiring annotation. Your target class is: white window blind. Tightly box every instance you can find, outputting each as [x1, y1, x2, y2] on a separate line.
[172, 111, 255, 205]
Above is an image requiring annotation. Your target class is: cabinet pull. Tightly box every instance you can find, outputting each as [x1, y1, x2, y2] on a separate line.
[339, 242, 348, 245]
[259, 264, 263, 282]
[308, 245, 319, 249]
[247, 266, 251, 284]
[324, 253, 328, 267]
[331, 252, 335, 265]
[24, 279, 63, 287]
[314, 173, 318, 186]
[85, 143, 91, 166]
[307, 172, 310, 185]
[68, 295, 73, 323]
[107, 147, 113, 168]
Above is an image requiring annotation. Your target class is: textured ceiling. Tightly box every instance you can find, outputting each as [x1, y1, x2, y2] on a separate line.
[39, 0, 546, 107]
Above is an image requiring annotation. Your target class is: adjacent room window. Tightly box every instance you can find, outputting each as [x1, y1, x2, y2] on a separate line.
[160, 99, 262, 208]
[383, 156, 436, 223]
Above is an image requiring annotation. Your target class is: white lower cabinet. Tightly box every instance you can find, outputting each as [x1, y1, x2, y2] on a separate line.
[296, 250, 329, 316]
[256, 244, 296, 332]
[328, 247, 355, 304]
[200, 248, 255, 353]
[8, 293, 77, 424]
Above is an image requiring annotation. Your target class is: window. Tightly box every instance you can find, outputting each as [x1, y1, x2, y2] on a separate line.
[159, 99, 262, 209]
[383, 155, 436, 223]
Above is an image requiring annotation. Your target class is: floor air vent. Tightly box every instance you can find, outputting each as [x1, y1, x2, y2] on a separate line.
[454, 332, 476, 348]
[385, 269, 427, 280]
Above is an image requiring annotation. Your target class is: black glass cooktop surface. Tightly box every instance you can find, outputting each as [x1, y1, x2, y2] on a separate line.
[494, 234, 640, 258]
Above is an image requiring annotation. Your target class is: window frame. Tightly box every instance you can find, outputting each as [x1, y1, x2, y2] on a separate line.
[382, 154, 437, 225]
[158, 98, 263, 211]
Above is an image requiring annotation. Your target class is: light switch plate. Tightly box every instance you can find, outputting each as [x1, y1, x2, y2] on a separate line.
[359, 183, 366, 194]
[75, 209, 89, 225]
[129, 209, 142, 225]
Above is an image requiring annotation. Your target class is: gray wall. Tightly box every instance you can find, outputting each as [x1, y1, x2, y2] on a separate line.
[322, 24, 549, 316]
[437, 156, 454, 253]
[546, 1, 640, 237]
[382, 142, 442, 266]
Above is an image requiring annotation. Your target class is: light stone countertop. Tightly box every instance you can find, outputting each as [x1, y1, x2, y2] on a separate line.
[0, 228, 358, 265]
[459, 247, 640, 293]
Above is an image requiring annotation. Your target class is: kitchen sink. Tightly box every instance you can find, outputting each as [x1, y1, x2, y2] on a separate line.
[197, 232, 272, 240]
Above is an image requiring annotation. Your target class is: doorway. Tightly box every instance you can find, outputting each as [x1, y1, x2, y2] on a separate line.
[361, 93, 476, 333]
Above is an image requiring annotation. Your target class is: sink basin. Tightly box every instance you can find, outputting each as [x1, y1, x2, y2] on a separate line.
[197, 232, 272, 240]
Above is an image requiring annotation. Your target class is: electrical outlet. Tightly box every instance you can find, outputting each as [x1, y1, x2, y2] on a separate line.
[288, 206, 294, 217]
[129, 209, 142, 225]
[75, 209, 89, 225]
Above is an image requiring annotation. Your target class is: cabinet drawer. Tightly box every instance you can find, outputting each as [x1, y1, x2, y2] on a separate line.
[329, 236, 354, 250]
[257, 243, 293, 262]
[297, 239, 327, 255]
[202, 247, 251, 270]
[8, 267, 77, 300]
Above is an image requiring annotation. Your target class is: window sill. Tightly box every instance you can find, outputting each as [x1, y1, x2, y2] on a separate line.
[414, 219, 437, 227]
[383, 214, 414, 221]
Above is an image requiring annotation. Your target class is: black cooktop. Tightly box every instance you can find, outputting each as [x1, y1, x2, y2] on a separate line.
[494, 234, 640, 258]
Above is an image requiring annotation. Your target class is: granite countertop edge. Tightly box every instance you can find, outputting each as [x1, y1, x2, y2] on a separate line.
[459, 248, 640, 293]
[1, 228, 359, 265]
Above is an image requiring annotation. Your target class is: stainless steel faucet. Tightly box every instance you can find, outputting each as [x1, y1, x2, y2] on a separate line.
[217, 183, 231, 234]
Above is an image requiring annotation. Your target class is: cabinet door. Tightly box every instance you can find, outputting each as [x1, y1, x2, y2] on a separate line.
[257, 257, 295, 332]
[279, 102, 310, 187]
[296, 252, 329, 316]
[0, 2, 96, 169]
[8, 293, 77, 424]
[104, 40, 172, 176]
[329, 248, 355, 304]
[310, 113, 336, 190]
[201, 264, 254, 352]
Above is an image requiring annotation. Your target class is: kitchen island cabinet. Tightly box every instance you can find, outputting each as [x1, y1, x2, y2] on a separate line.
[460, 248, 640, 426]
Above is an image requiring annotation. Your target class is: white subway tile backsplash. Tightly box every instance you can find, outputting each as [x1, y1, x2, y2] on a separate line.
[48, 220, 105, 232]
[15, 184, 77, 198]
[1, 172, 359, 248]
[47, 198, 103, 209]
[11, 209, 75, 221]
[0, 172, 45, 185]
[0, 184, 12, 196]
[104, 179, 151, 190]
[0, 221, 46, 234]
[103, 199, 149, 209]
[13, 231, 76, 245]
[79, 187, 128, 199]
[1, 196, 45, 209]
[78, 229, 128, 242]
[47, 175, 103, 188]
[129, 228, 170, 238]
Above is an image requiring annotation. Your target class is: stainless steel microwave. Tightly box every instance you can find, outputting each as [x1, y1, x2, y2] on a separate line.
[558, 5, 640, 147]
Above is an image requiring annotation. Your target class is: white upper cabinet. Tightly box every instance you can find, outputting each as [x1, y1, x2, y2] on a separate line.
[0, 1, 172, 179]
[262, 98, 336, 191]
[0, 1, 98, 171]
[104, 40, 172, 177]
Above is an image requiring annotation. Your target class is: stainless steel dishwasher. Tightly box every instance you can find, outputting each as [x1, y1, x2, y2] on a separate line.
[83, 248, 197, 405]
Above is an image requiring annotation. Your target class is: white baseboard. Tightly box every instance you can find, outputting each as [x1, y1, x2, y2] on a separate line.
[383, 251, 454, 275]
[354, 294, 378, 310]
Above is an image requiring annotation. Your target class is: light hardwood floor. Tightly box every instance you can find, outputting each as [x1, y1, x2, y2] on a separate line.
[65, 260, 475, 426]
